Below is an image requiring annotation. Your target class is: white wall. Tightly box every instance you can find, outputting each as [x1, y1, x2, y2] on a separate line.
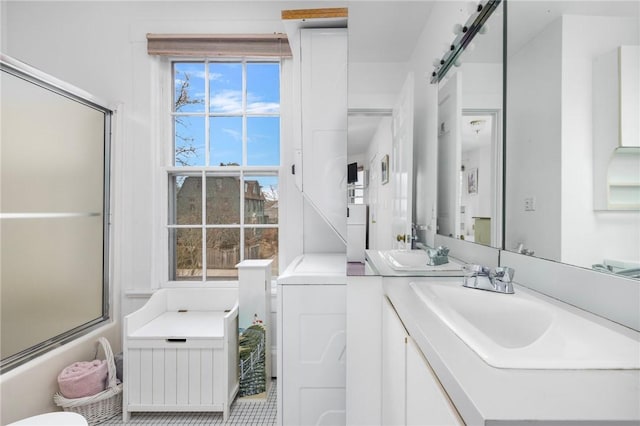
[506, 17, 563, 259]
[506, 14, 640, 266]
[349, 61, 408, 110]
[460, 62, 502, 110]
[560, 15, 640, 268]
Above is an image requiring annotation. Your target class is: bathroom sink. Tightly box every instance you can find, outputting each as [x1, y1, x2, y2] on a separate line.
[383, 249, 429, 269]
[381, 250, 463, 272]
[409, 281, 640, 369]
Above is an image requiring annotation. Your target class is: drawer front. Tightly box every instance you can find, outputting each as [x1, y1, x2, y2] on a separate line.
[126, 347, 225, 407]
[127, 338, 223, 350]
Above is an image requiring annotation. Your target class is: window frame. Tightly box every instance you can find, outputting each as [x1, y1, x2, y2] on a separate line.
[164, 58, 281, 285]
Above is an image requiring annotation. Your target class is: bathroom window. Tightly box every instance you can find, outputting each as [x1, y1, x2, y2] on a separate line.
[168, 61, 280, 281]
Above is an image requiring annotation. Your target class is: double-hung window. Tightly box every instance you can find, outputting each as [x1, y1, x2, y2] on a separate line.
[168, 60, 280, 281]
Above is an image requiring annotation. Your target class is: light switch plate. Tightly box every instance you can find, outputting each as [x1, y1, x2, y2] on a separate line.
[524, 197, 536, 211]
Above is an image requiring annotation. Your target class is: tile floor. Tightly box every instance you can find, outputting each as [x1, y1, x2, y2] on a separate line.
[101, 381, 276, 425]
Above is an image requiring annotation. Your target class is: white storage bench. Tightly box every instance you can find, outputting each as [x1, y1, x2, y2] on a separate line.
[123, 288, 239, 422]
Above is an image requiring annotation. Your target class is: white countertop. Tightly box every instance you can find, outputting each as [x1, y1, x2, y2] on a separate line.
[277, 253, 347, 285]
[384, 277, 640, 425]
[365, 249, 467, 277]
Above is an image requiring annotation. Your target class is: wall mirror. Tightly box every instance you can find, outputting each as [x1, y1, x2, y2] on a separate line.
[436, 0, 504, 248]
[505, 1, 640, 279]
[346, 1, 434, 265]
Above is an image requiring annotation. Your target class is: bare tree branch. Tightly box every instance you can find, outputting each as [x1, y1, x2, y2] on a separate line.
[174, 70, 204, 166]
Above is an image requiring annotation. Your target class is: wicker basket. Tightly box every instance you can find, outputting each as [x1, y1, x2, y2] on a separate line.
[54, 337, 123, 425]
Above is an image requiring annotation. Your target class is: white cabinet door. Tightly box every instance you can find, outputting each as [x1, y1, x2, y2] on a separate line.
[382, 298, 464, 426]
[406, 337, 463, 426]
[382, 297, 407, 426]
[281, 285, 346, 426]
[620, 46, 639, 147]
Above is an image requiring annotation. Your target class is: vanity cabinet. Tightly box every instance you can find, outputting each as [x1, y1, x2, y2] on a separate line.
[382, 296, 463, 426]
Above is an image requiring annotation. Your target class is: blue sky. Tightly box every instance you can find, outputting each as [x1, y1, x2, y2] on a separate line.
[173, 62, 280, 168]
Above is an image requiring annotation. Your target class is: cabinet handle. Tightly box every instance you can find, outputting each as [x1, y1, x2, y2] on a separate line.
[166, 338, 187, 343]
[396, 234, 406, 242]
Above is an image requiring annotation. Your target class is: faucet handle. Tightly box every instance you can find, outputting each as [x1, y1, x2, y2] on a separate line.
[494, 266, 515, 282]
[463, 264, 490, 275]
[435, 246, 449, 256]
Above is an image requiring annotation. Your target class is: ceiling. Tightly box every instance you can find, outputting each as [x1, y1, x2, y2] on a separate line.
[347, 1, 434, 63]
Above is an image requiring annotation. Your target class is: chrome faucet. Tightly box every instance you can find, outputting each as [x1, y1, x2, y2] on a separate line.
[463, 264, 515, 294]
[515, 243, 535, 256]
[410, 223, 418, 250]
[426, 246, 449, 265]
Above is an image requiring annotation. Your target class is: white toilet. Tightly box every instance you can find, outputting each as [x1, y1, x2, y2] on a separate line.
[7, 412, 88, 426]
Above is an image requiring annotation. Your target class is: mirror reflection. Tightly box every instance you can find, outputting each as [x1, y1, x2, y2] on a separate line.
[436, 1, 503, 248]
[505, 1, 640, 278]
[347, 0, 638, 282]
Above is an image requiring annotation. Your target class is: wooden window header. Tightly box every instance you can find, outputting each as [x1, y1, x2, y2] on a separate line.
[147, 33, 292, 58]
[281, 7, 348, 21]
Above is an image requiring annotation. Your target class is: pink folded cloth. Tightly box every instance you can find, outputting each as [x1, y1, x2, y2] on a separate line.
[57, 360, 108, 398]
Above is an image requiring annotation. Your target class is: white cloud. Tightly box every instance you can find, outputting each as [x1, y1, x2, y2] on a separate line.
[222, 128, 242, 141]
[211, 90, 243, 113]
[174, 83, 280, 114]
[247, 101, 280, 114]
[247, 93, 279, 113]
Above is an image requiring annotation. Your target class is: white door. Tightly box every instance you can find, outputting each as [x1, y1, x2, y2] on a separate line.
[391, 73, 415, 248]
[437, 72, 462, 239]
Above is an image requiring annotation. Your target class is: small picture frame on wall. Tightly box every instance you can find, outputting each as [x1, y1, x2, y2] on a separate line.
[381, 154, 389, 185]
[468, 168, 478, 194]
